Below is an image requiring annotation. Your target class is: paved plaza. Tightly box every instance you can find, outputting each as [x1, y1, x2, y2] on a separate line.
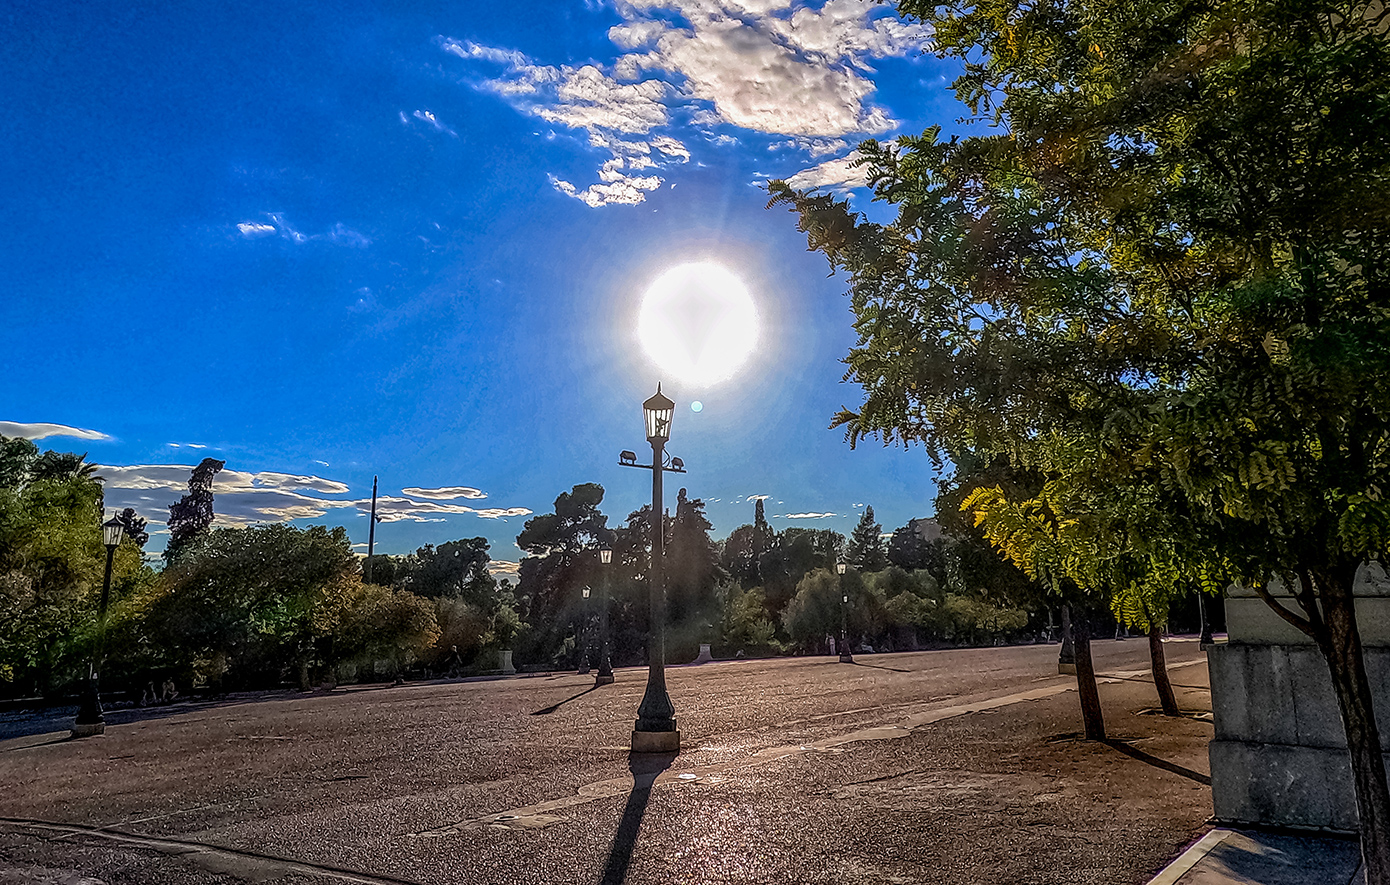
[0, 640, 1218, 884]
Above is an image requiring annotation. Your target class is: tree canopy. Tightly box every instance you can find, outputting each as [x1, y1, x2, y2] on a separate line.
[773, 0, 1390, 873]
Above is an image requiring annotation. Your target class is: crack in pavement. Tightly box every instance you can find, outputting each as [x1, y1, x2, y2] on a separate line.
[410, 658, 1209, 836]
[0, 817, 425, 885]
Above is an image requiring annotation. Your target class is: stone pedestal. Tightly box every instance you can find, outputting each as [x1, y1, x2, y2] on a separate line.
[498, 649, 516, 675]
[1209, 563, 1390, 831]
[691, 643, 713, 664]
[631, 729, 680, 753]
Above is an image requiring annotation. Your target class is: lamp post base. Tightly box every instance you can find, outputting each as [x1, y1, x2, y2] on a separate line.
[631, 729, 680, 754]
[595, 672, 615, 686]
[839, 652, 854, 663]
[71, 721, 105, 738]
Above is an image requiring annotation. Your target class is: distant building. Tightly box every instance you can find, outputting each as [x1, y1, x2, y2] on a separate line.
[909, 517, 942, 543]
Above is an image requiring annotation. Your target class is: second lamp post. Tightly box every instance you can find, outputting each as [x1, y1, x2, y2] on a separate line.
[837, 560, 853, 664]
[618, 384, 685, 753]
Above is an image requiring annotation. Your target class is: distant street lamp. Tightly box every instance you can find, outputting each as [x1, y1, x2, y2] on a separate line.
[1198, 594, 1214, 647]
[579, 586, 592, 675]
[596, 544, 615, 686]
[73, 513, 124, 738]
[837, 560, 853, 664]
[618, 383, 685, 754]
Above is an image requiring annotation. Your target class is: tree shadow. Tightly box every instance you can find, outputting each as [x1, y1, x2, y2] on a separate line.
[530, 685, 599, 716]
[600, 751, 677, 885]
[850, 660, 910, 673]
[1102, 738, 1211, 786]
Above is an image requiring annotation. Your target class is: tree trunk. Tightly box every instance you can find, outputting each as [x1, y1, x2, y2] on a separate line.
[1149, 626, 1180, 716]
[1318, 569, 1390, 885]
[1073, 610, 1105, 740]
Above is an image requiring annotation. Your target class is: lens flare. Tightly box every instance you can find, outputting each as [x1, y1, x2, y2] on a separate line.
[637, 262, 758, 387]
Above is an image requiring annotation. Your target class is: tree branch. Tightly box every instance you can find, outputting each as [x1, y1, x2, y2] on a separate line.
[1251, 580, 1316, 638]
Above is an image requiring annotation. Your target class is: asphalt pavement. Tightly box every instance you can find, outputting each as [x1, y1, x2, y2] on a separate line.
[0, 637, 1346, 884]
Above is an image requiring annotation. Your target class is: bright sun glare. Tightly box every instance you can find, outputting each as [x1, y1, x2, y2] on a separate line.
[637, 262, 759, 388]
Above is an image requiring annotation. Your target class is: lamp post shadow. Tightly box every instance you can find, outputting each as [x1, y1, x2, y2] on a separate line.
[599, 751, 677, 885]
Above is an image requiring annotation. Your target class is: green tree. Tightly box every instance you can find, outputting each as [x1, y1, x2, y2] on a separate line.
[114, 508, 150, 548]
[164, 458, 225, 564]
[667, 487, 724, 651]
[148, 523, 364, 688]
[846, 505, 887, 571]
[514, 483, 610, 666]
[774, 0, 1390, 871]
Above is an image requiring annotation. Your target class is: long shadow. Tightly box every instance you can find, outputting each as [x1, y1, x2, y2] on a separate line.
[1102, 738, 1211, 786]
[850, 660, 911, 674]
[2, 734, 74, 753]
[600, 751, 677, 885]
[530, 685, 599, 716]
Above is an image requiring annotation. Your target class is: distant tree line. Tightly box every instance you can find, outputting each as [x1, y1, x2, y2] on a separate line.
[0, 437, 1097, 702]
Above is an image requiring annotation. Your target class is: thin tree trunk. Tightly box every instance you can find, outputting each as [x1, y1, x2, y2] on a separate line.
[1149, 626, 1180, 716]
[1319, 569, 1390, 885]
[1073, 610, 1105, 740]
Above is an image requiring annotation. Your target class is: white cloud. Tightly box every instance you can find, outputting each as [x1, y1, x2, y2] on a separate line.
[746, 494, 771, 501]
[362, 495, 531, 523]
[488, 560, 522, 578]
[235, 214, 369, 248]
[404, 109, 459, 137]
[777, 511, 836, 518]
[441, 2, 925, 206]
[784, 149, 868, 192]
[237, 222, 276, 238]
[402, 486, 487, 500]
[0, 422, 112, 442]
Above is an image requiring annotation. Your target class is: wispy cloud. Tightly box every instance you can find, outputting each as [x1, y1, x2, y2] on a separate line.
[777, 511, 836, 519]
[440, 0, 928, 205]
[363, 496, 530, 523]
[488, 560, 522, 578]
[235, 214, 371, 248]
[402, 486, 487, 500]
[95, 463, 533, 533]
[0, 422, 112, 442]
[783, 148, 868, 193]
[401, 108, 459, 137]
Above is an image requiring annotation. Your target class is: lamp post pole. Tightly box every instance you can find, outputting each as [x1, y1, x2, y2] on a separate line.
[596, 544, 615, 686]
[837, 560, 853, 664]
[620, 383, 684, 754]
[579, 586, 592, 675]
[74, 514, 125, 738]
[1198, 594, 1214, 647]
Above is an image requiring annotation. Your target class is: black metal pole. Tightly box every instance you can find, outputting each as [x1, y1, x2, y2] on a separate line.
[634, 437, 677, 742]
[597, 562, 614, 685]
[839, 569, 853, 663]
[365, 475, 378, 584]
[579, 590, 591, 675]
[1198, 593, 1214, 646]
[74, 543, 117, 734]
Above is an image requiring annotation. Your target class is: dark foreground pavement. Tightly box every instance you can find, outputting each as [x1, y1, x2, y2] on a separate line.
[0, 639, 1220, 884]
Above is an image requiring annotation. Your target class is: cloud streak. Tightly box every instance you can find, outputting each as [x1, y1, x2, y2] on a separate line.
[0, 422, 112, 442]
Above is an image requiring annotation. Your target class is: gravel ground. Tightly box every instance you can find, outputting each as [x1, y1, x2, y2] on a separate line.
[0, 638, 1215, 884]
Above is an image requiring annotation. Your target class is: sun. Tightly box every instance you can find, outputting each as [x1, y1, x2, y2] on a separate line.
[637, 262, 759, 388]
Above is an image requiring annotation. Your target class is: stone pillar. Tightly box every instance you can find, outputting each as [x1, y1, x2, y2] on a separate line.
[1209, 563, 1390, 831]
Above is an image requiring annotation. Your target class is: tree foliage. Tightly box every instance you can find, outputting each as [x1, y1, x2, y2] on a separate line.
[774, 0, 1390, 869]
[165, 458, 225, 564]
[846, 505, 887, 571]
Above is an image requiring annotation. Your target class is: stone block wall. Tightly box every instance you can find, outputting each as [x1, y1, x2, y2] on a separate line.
[1209, 563, 1390, 831]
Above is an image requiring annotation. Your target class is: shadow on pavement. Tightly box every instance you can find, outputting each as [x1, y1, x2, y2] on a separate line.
[851, 660, 911, 673]
[1103, 738, 1211, 786]
[600, 751, 677, 885]
[530, 685, 599, 716]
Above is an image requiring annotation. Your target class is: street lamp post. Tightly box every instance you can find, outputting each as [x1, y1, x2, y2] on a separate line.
[73, 513, 124, 738]
[579, 586, 592, 675]
[1198, 594, 1214, 647]
[618, 383, 685, 754]
[837, 560, 853, 664]
[596, 544, 615, 686]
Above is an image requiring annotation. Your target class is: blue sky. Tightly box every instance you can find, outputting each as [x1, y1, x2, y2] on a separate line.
[1, 0, 967, 574]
